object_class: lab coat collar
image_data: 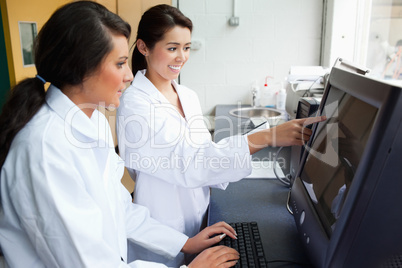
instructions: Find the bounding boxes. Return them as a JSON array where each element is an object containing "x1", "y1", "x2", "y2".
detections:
[
  {"x1": 133, "y1": 70, "x2": 164, "y2": 103},
  {"x1": 132, "y1": 69, "x2": 190, "y2": 122},
  {"x1": 133, "y1": 70, "x2": 181, "y2": 105},
  {"x1": 46, "y1": 85, "x2": 100, "y2": 143}
]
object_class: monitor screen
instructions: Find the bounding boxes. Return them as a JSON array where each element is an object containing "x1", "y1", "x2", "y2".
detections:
[
  {"x1": 299, "y1": 85, "x2": 378, "y2": 236},
  {"x1": 290, "y1": 60, "x2": 402, "y2": 268}
]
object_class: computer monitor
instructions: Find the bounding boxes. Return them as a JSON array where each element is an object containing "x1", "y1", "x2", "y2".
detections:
[{"x1": 290, "y1": 62, "x2": 402, "y2": 267}]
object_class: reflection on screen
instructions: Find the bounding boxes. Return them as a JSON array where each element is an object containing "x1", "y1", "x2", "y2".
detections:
[{"x1": 300, "y1": 87, "x2": 377, "y2": 236}]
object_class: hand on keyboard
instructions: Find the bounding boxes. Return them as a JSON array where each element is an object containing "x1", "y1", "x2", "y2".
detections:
[
  {"x1": 216, "y1": 222, "x2": 267, "y2": 268},
  {"x1": 183, "y1": 221, "x2": 238, "y2": 254},
  {"x1": 188, "y1": 245, "x2": 239, "y2": 268}
]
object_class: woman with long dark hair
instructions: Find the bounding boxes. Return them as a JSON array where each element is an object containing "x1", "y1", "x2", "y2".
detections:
[
  {"x1": 117, "y1": 4, "x2": 325, "y2": 266},
  {"x1": 0, "y1": 2, "x2": 239, "y2": 267}
]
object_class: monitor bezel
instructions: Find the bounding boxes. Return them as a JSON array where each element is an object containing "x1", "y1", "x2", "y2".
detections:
[
  {"x1": 299, "y1": 67, "x2": 388, "y2": 234},
  {"x1": 291, "y1": 65, "x2": 402, "y2": 267}
]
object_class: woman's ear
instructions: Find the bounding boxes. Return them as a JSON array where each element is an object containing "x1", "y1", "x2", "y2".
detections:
[{"x1": 137, "y1": 39, "x2": 148, "y2": 56}]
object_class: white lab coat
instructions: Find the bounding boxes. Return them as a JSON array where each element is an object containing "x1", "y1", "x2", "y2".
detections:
[
  {"x1": 0, "y1": 85, "x2": 188, "y2": 268},
  {"x1": 117, "y1": 70, "x2": 252, "y2": 266}
]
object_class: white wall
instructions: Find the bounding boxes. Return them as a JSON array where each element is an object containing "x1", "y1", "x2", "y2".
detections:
[{"x1": 177, "y1": 0, "x2": 324, "y2": 115}]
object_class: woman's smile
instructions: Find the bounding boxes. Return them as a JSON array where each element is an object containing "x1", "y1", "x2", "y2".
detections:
[{"x1": 169, "y1": 65, "x2": 182, "y2": 72}]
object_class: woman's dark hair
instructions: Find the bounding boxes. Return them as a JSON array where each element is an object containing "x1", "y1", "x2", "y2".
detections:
[
  {"x1": 132, "y1": 4, "x2": 193, "y2": 75},
  {"x1": 0, "y1": 1, "x2": 131, "y2": 168}
]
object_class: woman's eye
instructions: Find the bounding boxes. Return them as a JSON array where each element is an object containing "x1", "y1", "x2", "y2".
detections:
[
  {"x1": 117, "y1": 61, "x2": 126, "y2": 68},
  {"x1": 184, "y1": 46, "x2": 191, "y2": 51},
  {"x1": 168, "y1": 47, "x2": 176, "y2": 51}
]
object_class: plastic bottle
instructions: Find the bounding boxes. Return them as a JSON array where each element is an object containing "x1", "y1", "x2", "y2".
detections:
[
  {"x1": 276, "y1": 87, "x2": 287, "y2": 111},
  {"x1": 251, "y1": 80, "x2": 260, "y2": 107},
  {"x1": 260, "y1": 77, "x2": 276, "y2": 108}
]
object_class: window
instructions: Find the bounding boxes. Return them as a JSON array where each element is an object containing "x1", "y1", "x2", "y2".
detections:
[
  {"x1": 18, "y1": 21, "x2": 37, "y2": 67},
  {"x1": 322, "y1": 0, "x2": 402, "y2": 82},
  {"x1": 366, "y1": 0, "x2": 402, "y2": 81}
]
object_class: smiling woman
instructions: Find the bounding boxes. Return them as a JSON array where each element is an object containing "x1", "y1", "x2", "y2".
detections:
[
  {"x1": 136, "y1": 25, "x2": 191, "y2": 118},
  {"x1": 116, "y1": 4, "x2": 325, "y2": 267}
]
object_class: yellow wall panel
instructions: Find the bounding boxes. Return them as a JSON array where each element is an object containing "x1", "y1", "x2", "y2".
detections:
[
  {"x1": 118, "y1": 0, "x2": 142, "y2": 50},
  {"x1": 4, "y1": 0, "x2": 70, "y2": 86},
  {"x1": 96, "y1": 0, "x2": 116, "y2": 13},
  {"x1": 141, "y1": 0, "x2": 171, "y2": 12},
  {"x1": 3, "y1": 0, "x2": 171, "y2": 86},
  {"x1": 118, "y1": 0, "x2": 171, "y2": 65}
]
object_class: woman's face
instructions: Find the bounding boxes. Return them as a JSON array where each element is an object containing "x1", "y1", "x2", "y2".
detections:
[
  {"x1": 80, "y1": 34, "x2": 133, "y2": 113},
  {"x1": 144, "y1": 26, "x2": 191, "y2": 84}
]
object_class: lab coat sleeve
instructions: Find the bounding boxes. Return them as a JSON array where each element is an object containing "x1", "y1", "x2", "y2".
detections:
[
  {"x1": 117, "y1": 90, "x2": 252, "y2": 189},
  {"x1": 182, "y1": 88, "x2": 230, "y2": 191},
  {"x1": 121, "y1": 184, "x2": 189, "y2": 259},
  {"x1": 3, "y1": 146, "x2": 111, "y2": 266},
  {"x1": 3, "y1": 140, "x2": 148, "y2": 268}
]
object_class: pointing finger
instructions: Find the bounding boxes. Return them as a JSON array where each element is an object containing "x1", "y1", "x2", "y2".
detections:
[{"x1": 302, "y1": 115, "x2": 327, "y2": 127}]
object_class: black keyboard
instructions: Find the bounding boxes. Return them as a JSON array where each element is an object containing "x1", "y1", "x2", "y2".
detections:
[{"x1": 218, "y1": 222, "x2": 267, "y2": 268}]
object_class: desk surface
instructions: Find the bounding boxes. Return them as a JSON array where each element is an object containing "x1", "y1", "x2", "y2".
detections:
[
  {"x1": 209, "y1": 104, "x2": 311, "y2": 267},
  {"x1": 208, "y1": 179, "x2": 311, "y2": 267}
]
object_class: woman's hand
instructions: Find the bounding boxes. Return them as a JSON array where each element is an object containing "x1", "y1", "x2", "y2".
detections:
[
  {"x1": 181, "y1": 221, "x2": 237, "y2": 254},
  {"x1": 188, "y1": 246, "x2": 239, "y2": 268},
  {"x1": 270, "y1": 116, "x2": 327, "y2": 146},
  {"x1": 248, "y1": 115, "x2": 326, "y2": 154}
]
